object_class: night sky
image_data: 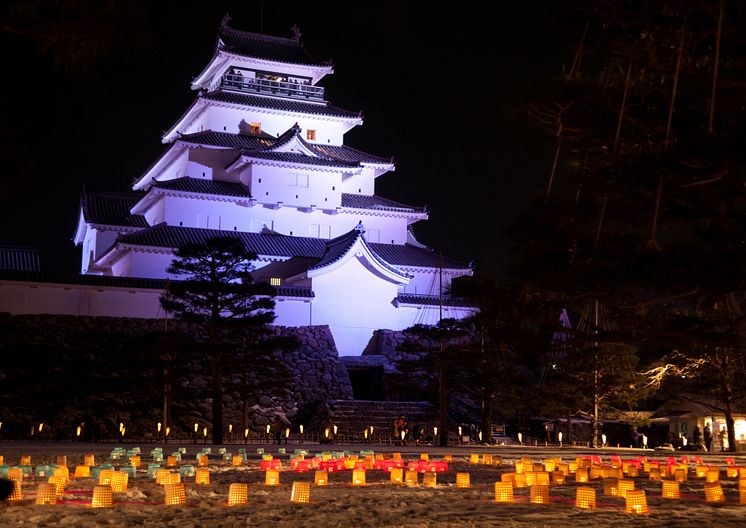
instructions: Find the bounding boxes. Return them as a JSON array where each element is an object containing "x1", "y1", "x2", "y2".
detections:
[{"x1": 0, "y1": 1, "x2": 577, "y2": 279}]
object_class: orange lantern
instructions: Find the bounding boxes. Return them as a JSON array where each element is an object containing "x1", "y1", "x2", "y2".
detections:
[
  {"x1": 352, "y1": 469, "x2": 366, "y2": 486},
  {"x1": 228, "y1": 483, "x2": 248, "y2": 506},
  {"x1": 35, "y1": 483, "x2": 57, "y2": 505},
  {"x1": 390, "y1": 468, "x2": 403, "y2": 484},
  {"x1": 456, "y1": 472, "x2": 471, "y2": 488},
  {"x1": 110, "y1": 471, "x2": 128, "y2": 493},
  {"x1": 84, "y1": 454, "x2": 95, "y2": 466},
  {"x1": 662, "y1": 480, "x2": 680, "y2": 499},
  {"x1": 530, "y1": 485, "x2": 550, "y2": 505},
  {"x1": 290, "y1": 481, "x2": 311, "y2": 503},
  {"x1": 494, "y1": 481, "x2": 514, "y2": 503},
  {"x1": 91, "y1": 485, "x2": 113, "y2": 508},
  {"x1": 74, "y1": 465, "x2": 91, "y2": 479},
  {"x1": 265, "y1": 470, "x2": 280, "y2": 486},
  {"x1": 195, "y1": 468, "x2": 210, "y2": 485},
  {"x1": 705, "y1": 482, "x2": 726, "y2": 503},
  {"x1": 625, "y1": 490, "x2": 648, "y2": 514},
  {"x1": 164, "y1": 482, "x2": 186, "y2": 505},
  {"x1": 315, "y1": 470, "x2": 329, "y2": 486},
  {"x1": 575, "y1": 486, "x2": 596, "y2": 509},
  {"x1": 405, "y1": 470, "x2": 418, "y2": 487}
]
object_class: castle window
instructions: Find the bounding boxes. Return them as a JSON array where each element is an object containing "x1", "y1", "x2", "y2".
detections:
[
  {"x1": 249, "y1": 122, "x2": 261, "y2": 134},
  {"x1": 306, "y1": 129, "x2": 316, "y2": 141},
  {"x1": 270, "y1": 277, "x2": 282, "y2": 286}
]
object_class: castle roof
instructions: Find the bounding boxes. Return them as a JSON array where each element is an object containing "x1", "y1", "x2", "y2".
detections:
[
  {"x1": 177, "y1": 131, "x2": 275, "y2": 149},
  {"x1": 110, "y1": 223, "x2": 470, "y2": 271},
  {"x1": 341, "y1": 193, "x2": 425, "y2": 214},
  {"x1": 153, "y1": 178, "x2": 251, "y2": 198},
  {"x1": 0, "y1": 246, "x2": 40, "y2": 272},
  {"x1": 80, "y1": 189, "x2": 148, "y2": 228},
  {"x1": 203, "y1": 91, "x2": 359, "y2": 119},
  {"x1": 217, "y1": 18, "x2": 328, "y2": 67}
]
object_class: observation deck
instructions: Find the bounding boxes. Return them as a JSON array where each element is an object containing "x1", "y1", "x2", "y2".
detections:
[{"x1": 222, "y1": 73, "x2": 325, "y2": 101}]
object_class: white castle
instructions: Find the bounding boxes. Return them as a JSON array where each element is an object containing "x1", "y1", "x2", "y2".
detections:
[{"x1": 7, "y1": 19, "x2": 474, "y2": 355}]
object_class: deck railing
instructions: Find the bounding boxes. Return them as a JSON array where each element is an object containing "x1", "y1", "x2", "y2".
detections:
[{"x1": 222, "y1": 74, "x2": 325, "y2": 101}]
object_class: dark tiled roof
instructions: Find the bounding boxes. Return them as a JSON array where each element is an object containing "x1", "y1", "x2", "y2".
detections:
[
  {"x1": 369, "y1": 243, "x2": 471, "y2": 270},
  {"x1": 81, "y1": 189, "x2": 148, "y2": 228},
  {"x1": 309, "y1": 144, "x2": 390, "y2": 164},
  {"x1": 0, "y1": 246, "x2": 40, "y2": 272},
  {"x1": 244, "y1": 151, "x2": 359, "y2": 168},
  {"x1": 341, "y1": 194, "x2": 426, "y2": 213},
  {"x1": 219, "y1": 24, "x2": 327, "y2": 66},
  {"x1": 153, "y1": 178, "x2": 251, "y2": 198},
  {"x1": 396, "y1": 294, "x2": 476, "y2": 308},
  {"x1": 307, "y1": 228, "x2": 362, "y2": 271},
  {"x1": 0, "y1": 270, "x2": 313, "y2": 298},
  {"x1": 204, "y1": 91, "x2": 359, "y2": 119},
  {"x1": 112, "y1": 224, "x2": 467, "y2": 272},
  {"x1": 178, "y1": 131, "x2": 276, "y2": 149}
]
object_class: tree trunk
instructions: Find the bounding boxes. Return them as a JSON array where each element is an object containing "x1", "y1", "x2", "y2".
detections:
[
  {"x1": 725, "y1": 400, "x2": 737, "y2": 453},
  {"x1": 439, "y1": 357, "x2": 448, "y2": 447},
  {"x1": 481, "y1": 394, "x2": 492, "y2": 445},
  {"x1": 566, "y1": 410, "x2": 572, "y2": 445}
]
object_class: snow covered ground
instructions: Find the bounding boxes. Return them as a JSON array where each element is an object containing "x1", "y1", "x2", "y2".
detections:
[{"x1": 1, "y1": 442, "x2": 745, "y2": 527}]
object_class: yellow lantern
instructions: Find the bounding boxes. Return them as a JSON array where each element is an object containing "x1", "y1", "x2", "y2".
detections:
[
  {"x1": 130, "y1": 455, "x2": 141, "y2": 467},
  {"x1": 99, "y1": 469, "x2": 114, "y2": 486},
  {"x1": 404, "y1": 470, "x2": 418, "y2": 487},
  {"x1": 167, "y1": 455, "x2": 178, "y2": 467},
  {"x1": 530, "y1": 485, "x2": 550, "y2": 505},
  {"x1": 56, "y1": 455, "x2": 67, "y2": 466},
  {"x1": 662, "y1": 480, "x2": 680, "y2": 499},
  {"x1": 704, "y1": 482, "x2": 725, "y2": 503},
  {"x1": 602, "y1": 479, "x2": 618, "y2": 497},
  {"x1": 470, "y1": 454, "x2": 480, "y2": 464},
  {"x1": 198, "y1": 454, "x2": 208, "y2": 467},
  {"x1": 575, "y1": 468, "x2": 589, "y2": 483},
  {"x1": 265, "y1": 470, "x2": 280, "y2": 486},
  {"x1": 91, "y1": 485, "x2": 113, "y2": 508},
  {"x1": 352, "y1": 469, "x2": 366, "y2": 486},
  {"x1": 423, "y1": 472, "x2": 437, "y2": 488},
  {"x1": 727, "y1": 466, "x2": 739, "y2": 478},
  {"x1": 482, "y1": 454, "x2": 492, "y2": 465},
  {"x1": 84, "y1": 454, "x2": 95, "y2": 466},
  {"x1": 164, "y1": 482, "x2": 186, "y2": 505},
  {"x1": 20, "y1": 454, "x2": 31, "y2": 466},
  {"x1": 695, "y1": 465, "x2": 708, "y2": 478},
  {"x1": 513, "y1": 472, "x2": 528, "y2": 488},
  {"x1": 648, "y1": 468, "x2": 662, "y2": 481},
  {"x1": 195, "y1": 468, "x2": 210, "y2": 485},
  {"x1": 290, "y1": 481, "x2": 311, "y2": 503},
  {"x1": 390, "y1": 468, "x2": 403, "y2": 484},
  {"x1": 155, "y1": 469, "x2": 172, "y2": 484},
  {"x1": 110, "y1": 471, "x2": 128, "y2": 493},
  {"x1": 739, "y1": 483, "x2": 746, "y2": 505},
  {"x1": 617, "y1": 478, "x2": 635, "y2": 498},
  {"x1": 48, "y1": 475, "x2": 66, "y2": 495},
  {"x1": 228, "y1": 483, "x2": 248, "y2": 506},
  {"x1": 35, "y1": 483, "x2": 57, "y2": 505},
  {"x1": 194, "y1": 423, "x2": 199, "y2": 433},
  {"x1": 674, "y1": 467, "x2": 687, "y2": 482},
  {"x1": 420, "y1": 453, "x2": 429, "y2": 461},
  {"x1": 575, "y1": 486, "x2": 596, "y2": 509},
  {"x1": 7, "y1": 479, "x2": 23, "y2": 501},
  {"x1": 552, "y1": 471, "x2": 566, "y2": 485},
  {"x1": 494, "y1": 481, "x2": 514, "y2": 502},
  {"x1": 444, "y1": 454, "x2": 453, "y2": 462},
  {"x1": 315, "y1": 470, "x2": 328, "y2": 486},
  {"x1": 625, "y1": 490, "x2": 649, "y2": 514},
  {"x1": 456, "y1": 472, "x2": 471, "y2": 488},
  {"x1": 232, "y1": 455, "x2": 243, "y2": 467},
  {"x1": 74, "y1": 465, "x2": 91, "y2": 479},
  {"x1": 7, "y1": 467, "x2": 23, "y2": 481},
  {"x1": 706, "y1": 468, "x2": 720, "y2": 483}
]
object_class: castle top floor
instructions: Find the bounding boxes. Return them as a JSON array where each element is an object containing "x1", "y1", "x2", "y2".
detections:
[{"x1": 191, "y1": 16, "x2": 334, "y2": 102}]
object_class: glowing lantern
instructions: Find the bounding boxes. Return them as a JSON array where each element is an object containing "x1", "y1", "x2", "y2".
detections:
[
  {"x1": 602, "y1": 479, "x2": 618, "y2": 497},
  {"x1": 674, "y1": 468, "x2": 687, "y2": 482},
  {"x1": 167, "y1": 456, "x2": 178, "y2": 467},
  {"x1": 494, "y1": 481, "x2": 514, "y2": 502},
  {"x1": 575, "y1": 487, "x2": 596, "y2": 509},
  {"x1": 530, "y1": 485, "x2": 550, "y2": 505},
  {"x1": 662, "y1": 480, "x2": 680, "y2": 499},
  {"x1": 203, "y1": 427, "x2": 208, "y2": 438},
  {"x1": 265, "y1": 470, "x2": 280, "y2": 486},
  {"x1": 695, "y1": 465, "x2": 708, "y2": 478},
  {"x1": 315, "y1": 470, "x2": 328, "y2": 486},
  {"x1": 557, "y1": 463, "x2": 569, "y2": 476},
  {"x1": 513, "y1": 472, "x2": 527, "y2": 488},
  {"x1": 617, "y1": 478, "x2": 635, "y2": 498},
  {"x1": 444, "y1": 454, "x2": 453, "y2": 463},
  {"x1": 470, "y1": 454, "x2": 480, "y2": 464},
  {"x1": 53, "y1": 465, "x2": 70, "y2": 482},
  {"x1": 420, "y1": 453, "x2": 429, "y2": 461},
  {"x1": 164, "y1": 482, "x2": 186, "y2": 505},
  {"x1": 228, "y1": 483, "x2": 248, "y2": 506},
  {"x1": 7, "y1": 467, "x2": 23, "y2": 481},
  {"x1": 198, "y1": 454, "x2": 208, "y2": 467},
  {"x1": 627, "y1": 465, "x2": 639, "y2": 477},
  {"x1": 706, "y1": 468, "x2": 720, "y2": 483},
  {"x1": 232, "y1": 455, "x2": 243, "y2": 467},
  {"x1": 0, "y1": 455, "x2": 3, "y2": 465},
  {"x1": 433, "y1": 426, "x2": 438, "y2": 436},
  {"x1": 739, "y1": 483, "x2": 746, "y2": 505},
  {"x1": 20, "y1": 455, "x2": 31, "y2": 466},
  {"x1": 648, "y1": 468, "x2": 662, "y2": 481},
  {"x1": 727, "y1": 467, "x2": 739, "y2": 478},
  {"x1": 705, "y1": 482, "x2": 725, "y2": 503},
  {"x1": 91, "y1": 485, "x2": 113, "y2": 508},
  {"x1": 130, "y1": 455, "x2": 141, "y2": 467},
  {"x1": 56, "y1": 455, "x2": 67, "y2": 466},
  {"x1": 84, "y1": 454, "x2": 95, "y2": 466},
  {"x1": 455, "y1": 472, "x2": 471, "y2": 488},
  {"x1": 352, "y1": 469, "x2": 366, "y2": 486},
  {"x1": 290, "y1": 481, "x2": 311, "y2": 503},
  {"x1": 155, "y1": 469, "x2": 173, "y2": 484},
  {"x1": 405, "y1": 470, "x2": 418, "y2": 487},
  {"x1": 110, "y1": 471, "x2": 128, "y2": 492},
  {"x1": 482, "y1": 454, "x2": 493, "y2": 465},
  {"x1": 166, "y1": 427, "x2": 171, "y2": 437},
  {"x1": 544, "y1": 458, "x2": 556, "y2": 472},
  {"x1": 36, "y1": 483, "x2": 57, "y2": 505},
  {"x1": 195, "y1": 468, "x2": 210, "y2": 485},
  {"x1": 194, "y1": 423, "x2": 199, "y2": 433},
  {"x1": 393, "y1": 452, "x2": 402, "y2": 460},
  {"x1": 625, "y1": 490, "x2": 648, "y2": 514},
  {"x1": 7, "y1": 479, "x2": 22, "y2": 501},
  {"x1": 589, "y1": 466, "x2": 604, "y2": 480},
  {"x1": 575, "y1": 468, "x2": 588, "y2": 483},
  {"x1": 74, "y1": 465, "x2": 91, "y2": 478},
  {"x1": 552, "y1": 471, "x2": 565, "y2": 485},
  {"x1": 99, "y1": 469, "x2": 114, "y2": 485},
  {"x1": 390, "y1": 468, "x2": 403, "y2": 484}
]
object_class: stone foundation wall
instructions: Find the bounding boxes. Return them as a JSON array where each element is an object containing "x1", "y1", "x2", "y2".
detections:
[{"x1": 0, "y1": 313, "x2": 352, "y2": 439}]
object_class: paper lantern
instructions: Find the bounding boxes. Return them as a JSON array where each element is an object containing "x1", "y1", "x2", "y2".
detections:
[
  {"x1": 110, "y1": 471, "x2": 128, "y2": 492},
  {"x1": 352, "y1": 469, "x2": 366, "y2": 486},
  {"x1": 589, "y1": 466, "x2": 604, "y2": 480},
  {"x1": 7, "y1": 467, "x2": 23, "y2": 481},
  {"x1": 695, "y1": 465, "x2": 708, "y2": 478},
  {"x1": 470, "y1": 454, "x2": 480, "y2": 465},
  {"x1": 482, "y1": 454, "x2": 493, "y2": 465},
  {"x1": 444, "y1": 454, "x2": 453, "y2": 462},
  {"x1": 164, "y1": 482, "x2": 186, "y2": 505},
  {"x1": 649, "y1": 468, "x2": 662, "y2": 481},
  {"x1": 706, "y1": 468, "x2": 720, "y2": 483},
  {"x1": 197, "y1": 454, "x2": 208, "y2": 467},
  {"x1": 91, "y1": 485, "x2": 113, "y2": 508},
  {"x1": 99, "y1": 468, "x2": 114, "y2": 485},
  {"x1": 662, "y1": 480, "x2": 680, "y2": 499},
  {"x1": 705, "y1": 482, "x2": 725, "y2": 503},
  {"x1": 603, "y1": 479, "x2": 618, "y2": 497},
  {"x1": 739, "y1": 483, "x2": 746, "y2": 505},
  {"x1": 232, "y1": 455, "x2": 243, "y2": 467},
  {"x1": 393, "y1": 452, "x2": 402, "y2": 460},
  {"x1": 195, "y1": 468, "x2": 210, "y2": 485},
  {"x1": 0, "y1": 455, "x2": 3, "y2": 465},
  {"x1": 552, "y1": 471, "x2": 565, "y2": 485},
  {"x1": 265, "y1": 470, "x2": 280, "y2": 486},
  {"x1": 456, "y1": 472, "x2": 471, "y2": 488},
  {"x1": 575, "y1": 486, "x2": 596, "y2": 509},
  {"x1": 36, "y1": 483, "x2": 57, "y2": 505},
  {"x1": 727, "y1": 467, "x2": 739, "y2": 478},
  {"x1": 625, "y1": 490, "x2": 648, "y2": 514},
  {"x1": 166, "y1": 455, "x2": 178, "y2": 468},
  {"x1": 627, "y1": 465, "x2": 639, "y2": 477},
  {"x1": 557, "y1": 463, "x2": 570, "y2": 476},
  {"x1": 20, "y1": 455, "x2": 31, "y2": 466},
  {"x1": 56, "y1": 455, "x2": 67, "y2": 466},
  {"x1": 315, "y1": 470, "x2": 329, "y2": 486},
  {"x1": 130, "y1": 455, "x2": 141, "y2": 467},
  {"x1": 290, "y1": 481, "x2": 311, "y2": 503},
  {"x1": 74, "y1": 465, "x2": 91, "y2": 478},
  {"x1": 530, "y1": 485, "x2": 550, "y2": 505},
  {"x1": 389, "y1": 468, "x2": 403, "y2": 484},
  {"x1": 405, "y1": 470, "x2": 418, "y2": 487},
  {"x1": 494, "y1": 481, "x2": 514, "y2": 502},
  {"x1": 7, "y1": 478, "x2": 22, "y2": 501},
  {"x1": 423, "y1": 472, "x2": 437, "y2": 488},
  {"x1": 420, "y1": 453, "x2": 429, "y2": 461},
  {"x1": 228, "y1": 483, "x2": 248, "y2": 506},
  {"x1": 513, "y1": 472, "x2": 527, "y2": 488},
  {"x1": 568, "y1": 461, "x2": 579, "y2": 473},
  {"x1": 617, "y1": 478, "x2": 635, "y2": 498},
  {"x1": 155, "y1": 469, "x2": 172, "y2": 484},
  {"x1": 53, "y1": 465, "x2": 69, "y2": 482},
  {"x1": 575, "y1": 468, "x2": 588, "y2": 483}
]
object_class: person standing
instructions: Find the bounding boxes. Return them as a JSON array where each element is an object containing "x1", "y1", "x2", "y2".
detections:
[{"x1": 704, "y1": 423, "x2": 713, "y2": 452}]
